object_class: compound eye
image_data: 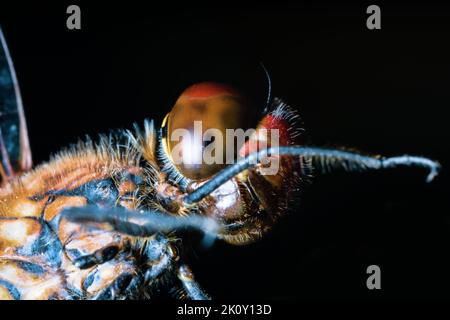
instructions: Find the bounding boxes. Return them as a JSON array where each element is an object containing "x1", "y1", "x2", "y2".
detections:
[{"x1": 161, "y1": 82, "x2": 251, "y2": 181}]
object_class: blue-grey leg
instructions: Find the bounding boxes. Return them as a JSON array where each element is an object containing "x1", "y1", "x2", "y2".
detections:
[{"x1": 177, "y1": 264, "x2": 211, "y2": 300}]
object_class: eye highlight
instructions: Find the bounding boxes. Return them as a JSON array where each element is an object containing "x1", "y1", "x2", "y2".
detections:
[{"x1": 160, "y1": 82, "x2": 253, "y2": 183}]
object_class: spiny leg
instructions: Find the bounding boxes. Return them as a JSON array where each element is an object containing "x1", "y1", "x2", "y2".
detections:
[
  {"x1": 183, "y1": 146, "x2": 441, "y2": 204},
  {"x1": 61, "y1": 205, "x2": 220, "y2": 242},
  {"x1": 176, "y1": 264, "x2": 210, "y2": 300}
]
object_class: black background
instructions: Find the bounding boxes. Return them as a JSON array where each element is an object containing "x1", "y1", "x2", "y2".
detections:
[{"x1": 0, "y1": 1, "x2": 449, "y2": 300}]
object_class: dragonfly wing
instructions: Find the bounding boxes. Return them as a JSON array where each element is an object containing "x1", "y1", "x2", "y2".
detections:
[{"x1": 0, "y1": 27, "x2": 32, "y2": 184}]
